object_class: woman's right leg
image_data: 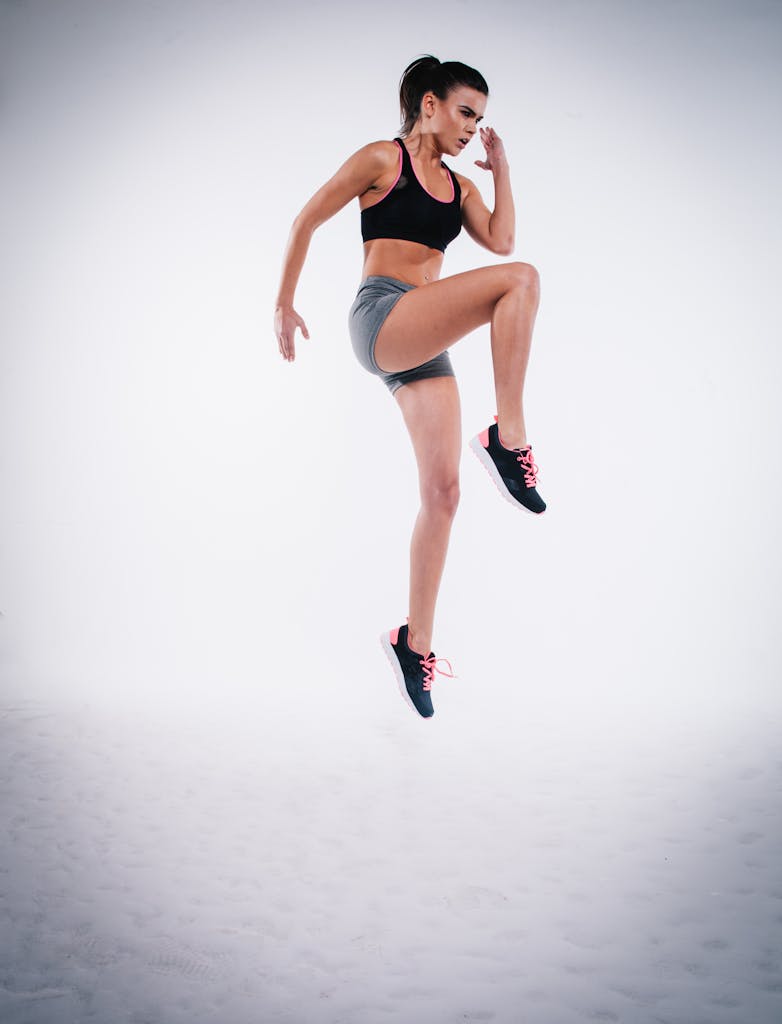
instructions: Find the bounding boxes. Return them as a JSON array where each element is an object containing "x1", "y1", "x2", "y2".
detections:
[{"x1": 373, "y1": 262, "x2": 540, "y2": 449}]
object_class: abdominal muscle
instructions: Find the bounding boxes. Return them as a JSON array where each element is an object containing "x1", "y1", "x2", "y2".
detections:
[{"x1": 361, "y1": 238, "x2": 444, "y2": 288}]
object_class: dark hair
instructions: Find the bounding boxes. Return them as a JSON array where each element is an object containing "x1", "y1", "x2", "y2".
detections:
[{"x1": 398, "y1": 55, "x2": 489, "y2": 138}]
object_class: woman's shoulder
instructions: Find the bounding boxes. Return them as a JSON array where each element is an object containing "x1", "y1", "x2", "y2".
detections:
[
  {"x1": 350, "y1": 139, "x2": 403, "y2": 183},
  {"x1": 360, "y1": 138, "x2": 403, "y2": 162}
]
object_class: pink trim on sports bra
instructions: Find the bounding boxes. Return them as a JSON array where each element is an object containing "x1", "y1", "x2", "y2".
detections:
[{"x1": 404, "y1": 142, "x2": 455, "y2": 204}]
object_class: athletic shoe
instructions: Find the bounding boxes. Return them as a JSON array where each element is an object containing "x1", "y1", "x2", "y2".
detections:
[
  {"x1": 469, "y1": 415, "x2": 546, "y2": 514},
  {"x1": 380, "y1": 620, "x2": 456, "y2": 719}
]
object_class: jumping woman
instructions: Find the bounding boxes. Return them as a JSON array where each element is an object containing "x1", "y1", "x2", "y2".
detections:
[{"x1": 274, "y1": 55, "x2": 545, "y2": 720}]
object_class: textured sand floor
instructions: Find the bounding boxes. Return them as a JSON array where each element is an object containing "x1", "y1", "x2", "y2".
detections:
[{"x1": 1, "y1": 686, "x2": 780, "y2": 1024}]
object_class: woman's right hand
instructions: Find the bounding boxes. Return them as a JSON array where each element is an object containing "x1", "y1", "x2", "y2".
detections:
[{"x1": 274, "y1": 304, "x2": 310, "y2": 362}]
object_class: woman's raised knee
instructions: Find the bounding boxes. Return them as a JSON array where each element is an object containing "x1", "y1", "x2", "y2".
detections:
[{"x1": 506, "y1": 261, "x2": 540, "y2": 294}]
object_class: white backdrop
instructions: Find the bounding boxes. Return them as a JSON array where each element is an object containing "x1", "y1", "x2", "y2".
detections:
[
  {"x1": 1, "y1": 0, "x2": 780, "y2": 730},
  {"x1": 2, "y1": 4, "x2": 782, "y2": 1023}
]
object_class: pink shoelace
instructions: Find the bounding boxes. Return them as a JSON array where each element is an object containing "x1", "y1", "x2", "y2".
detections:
[
  {"x1": 517, "y1": 447, "x2": 539, "y2": 488},
  {"x1": 420, "y1": 654, "x2": 457, "y2": 692}
]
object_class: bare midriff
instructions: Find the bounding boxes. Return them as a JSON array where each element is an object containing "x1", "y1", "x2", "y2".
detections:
[{"x1": 361, "y1": 238, "x2": 444, "y2": 288}]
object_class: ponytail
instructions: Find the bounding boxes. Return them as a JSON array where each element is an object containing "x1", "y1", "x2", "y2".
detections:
[{"x1": 398, "y1": 54, "x2": 489, "y2": 137}]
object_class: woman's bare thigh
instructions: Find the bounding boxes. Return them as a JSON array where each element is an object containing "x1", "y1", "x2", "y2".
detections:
[
  {"x1": 394, "y1": 376, "x2": 462, "y2": 495},
  {"x1": 374, "y1": 262, "x2": 531, "y2": 374}
]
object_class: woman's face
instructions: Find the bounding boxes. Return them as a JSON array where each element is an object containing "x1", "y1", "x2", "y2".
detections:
[{"x1": 424, "y1": 85, "x2": 487, "y2": 157}]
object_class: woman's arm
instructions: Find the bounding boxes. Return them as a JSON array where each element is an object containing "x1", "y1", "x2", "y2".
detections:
[
  {"x1": 275, "y1": 141, "x2": 395, "y2": 361},
  {"x1": 457, "y1": 127, "x2": 515, "y2": 256}
]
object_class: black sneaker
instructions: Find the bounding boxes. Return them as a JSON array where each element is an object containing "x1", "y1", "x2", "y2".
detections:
[
  {"x1": 380, "y1": 620, "x2": 456, "y2": 719},
  {"x1": 469, "y1": 416, "x2": 546, "y2": 514}
]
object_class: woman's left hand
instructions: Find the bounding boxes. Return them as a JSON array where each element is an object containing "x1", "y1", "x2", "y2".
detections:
[{"x1": 474, "y1": 126, "x2": 508, "y2": 172}]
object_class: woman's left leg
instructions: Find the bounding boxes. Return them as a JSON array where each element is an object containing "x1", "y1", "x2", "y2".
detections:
[{"x1": 394, "y1": 375, "x2": 462, "y2": 658}]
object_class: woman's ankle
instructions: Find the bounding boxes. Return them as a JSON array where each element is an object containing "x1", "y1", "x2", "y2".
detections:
[
  {"x1": 497, "y1": 422, "x2": 528, "y2": 451},
  {"x1": 407, "y1": 627, "x2": 431, "y2": 657}
]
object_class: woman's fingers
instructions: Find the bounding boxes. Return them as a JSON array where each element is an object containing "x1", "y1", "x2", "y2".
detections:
[
  {"x1": 276, "y1": 309, "x2": 309, "y2": 361},
  {"x1": 475, "y1": 126, "x2": 506, "y2": 170}
]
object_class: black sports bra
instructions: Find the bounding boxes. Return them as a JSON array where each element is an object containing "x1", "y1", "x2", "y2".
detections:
[{"x1": 360, "y1": 138, "x2": 462, "y2": 253}]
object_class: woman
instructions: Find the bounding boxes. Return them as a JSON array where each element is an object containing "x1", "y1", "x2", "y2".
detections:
[{"x1": 274, "y1": 55, "x2": 545, "y2": 720}]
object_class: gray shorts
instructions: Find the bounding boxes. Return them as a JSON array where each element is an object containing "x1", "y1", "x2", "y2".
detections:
[{"x1": 348, "y1": 275, "x2": 455, "y2": 395}]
